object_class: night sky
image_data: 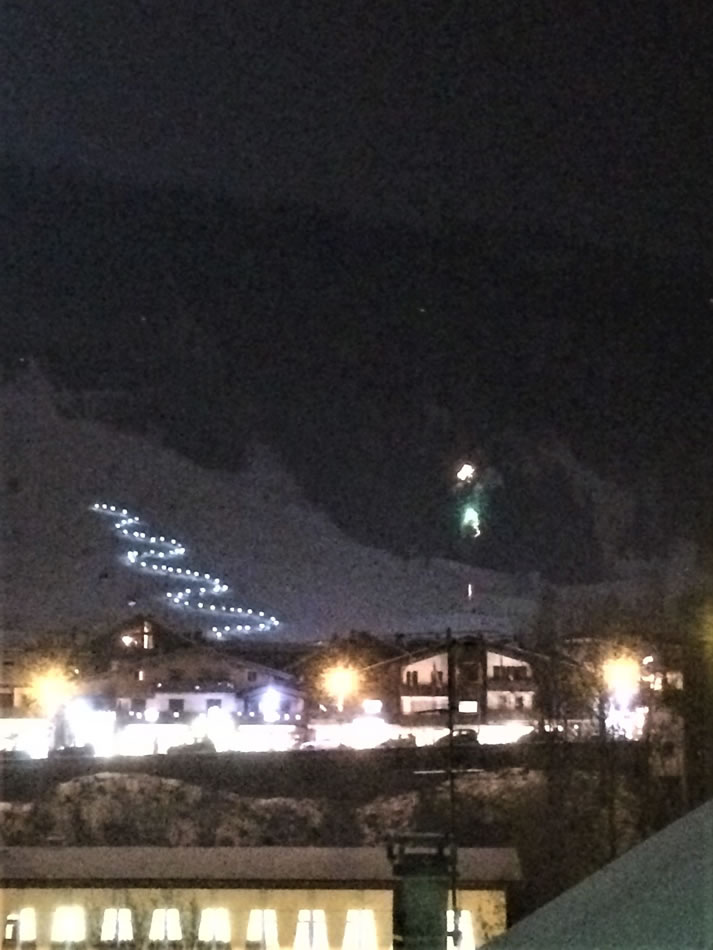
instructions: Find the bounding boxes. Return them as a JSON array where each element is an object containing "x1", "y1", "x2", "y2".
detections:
[{"x1": 2, "y1": 1, "x2": 712, "y2": 581}]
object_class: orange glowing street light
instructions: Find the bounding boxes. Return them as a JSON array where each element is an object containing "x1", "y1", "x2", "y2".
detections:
[
  {"x1": 323, "y1": 666, "x2": 359, "y2": 713},
  {"x1": 602, "y1": 656, "x2": 640, "y2": 703},
  {"x1": 29, "y1": 669, "x2": 74, "y2": 717}
]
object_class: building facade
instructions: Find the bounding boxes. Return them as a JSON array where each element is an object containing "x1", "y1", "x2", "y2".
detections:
[
  {"x1": 1, "y1": 847, "x2": 521, "y2": 950},
  {"x1": 397, "y1": 640, "x2": 538, "y2": 728}
]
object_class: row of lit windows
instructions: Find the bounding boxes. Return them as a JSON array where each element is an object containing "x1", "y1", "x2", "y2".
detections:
[
  {"x1": 5, "y1": 909, "x2": 367, "y2": 950},
  {"x1": 4, "y1": 908, "x2": 476, "y2": 950}
]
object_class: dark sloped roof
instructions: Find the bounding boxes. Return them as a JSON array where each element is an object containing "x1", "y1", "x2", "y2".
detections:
[
  {"x1": 1, "y1": 846, "x2": 521, "y2": 887},
  {"x1": 485, "y1": 799, "x2": 713, "y2": 950}
]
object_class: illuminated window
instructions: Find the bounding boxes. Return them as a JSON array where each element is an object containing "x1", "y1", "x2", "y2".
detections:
[
  {"x1": 51, "y1": 907, "x2": 86, "y2": 946},
  {"x1": 4, "y1": 909, "x2": 37, "y2": 948},
  {"x1": 197, "y1": 910, "x2": 230, "y2": 947},
  {"x1": 401, "y1": 696, "x2": 448, "y2": 715},
  {"x1": 446, "y1": 911, "x2": 475, "y2": 950},
  {"x1": 245, "y1": 910, "x2": 278, "y2": 950},
  {"x1": 100, "y1": 909, "x2": 133, "y2": 945},
  {"x1": 342, "y1": 910, "x2": 377, "y2": 950},
  {"x1": 293, "y1": 910, "x2": 328, "y2": 950},
  {"x1": 148, "y1": 910, "x2": 182, "y2": 947}
]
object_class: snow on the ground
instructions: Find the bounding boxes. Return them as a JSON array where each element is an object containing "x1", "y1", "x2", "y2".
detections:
[
  {"x1": 1, "y1": 370, "x2": 533, "y2": 640},
  {"x1": 0, "y1": 773, "x2": 326, "y2": 846}
]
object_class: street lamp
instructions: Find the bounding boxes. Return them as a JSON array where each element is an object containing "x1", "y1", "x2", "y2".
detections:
[
  {"x1": 30, "y1": 670, "x2": 74, "y2": 718},
  {"x1": 323, "y1": 666, "x2": 359, "y2": 713},
  {"x1": 602, "y1": 656, "x2": 641, "y2": 738},
  {"x1": 603, "y1": 656, "x2": 640, "y2": 707}
]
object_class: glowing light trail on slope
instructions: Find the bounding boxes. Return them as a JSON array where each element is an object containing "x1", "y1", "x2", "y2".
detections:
[{"x1": 91, "y1": 503, "x2": 280, "y2": 637}]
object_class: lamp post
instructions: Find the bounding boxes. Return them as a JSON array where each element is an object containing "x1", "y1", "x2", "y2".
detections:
[
  {"x1": 599, "y1": 654, "x2": 642, "y2": 860},
  {"x1": 30, "y1": 670, "x2": 74, "y2": 718},
  {"x1": 323, "y1": 666, "x2": 359, "y2": 714},
  {"x1": 602, "y1": 656, "x2": 641, "y2": 737}
]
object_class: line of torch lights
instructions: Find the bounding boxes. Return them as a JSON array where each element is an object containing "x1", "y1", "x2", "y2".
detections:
[{"x1": 91, "y1": 503, "x2": 280, "y2": 637}]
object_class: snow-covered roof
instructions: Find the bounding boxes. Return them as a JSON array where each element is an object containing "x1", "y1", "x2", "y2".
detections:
[
  {"x1": 0, "y1": 846, "x2": 521, "y2": 887},
  {"x1": 113, "y1": 644, "x2": 297, "y2": 680},
  {"x1": 484, "y1": 799, "x2": 713, "y2": 949},
  {"x1": 395, "y1": 639, "x2": 541, "y2": 667}
]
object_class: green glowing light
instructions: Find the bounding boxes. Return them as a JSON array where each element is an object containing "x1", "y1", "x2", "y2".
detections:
[{"x1": 461, "y1": 505, "x2": 481, "y2": 538}]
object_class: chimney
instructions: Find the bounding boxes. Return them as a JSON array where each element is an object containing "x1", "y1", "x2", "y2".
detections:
[{"x1": 388, "y1": 834, "x2": 453, "y2": 950}]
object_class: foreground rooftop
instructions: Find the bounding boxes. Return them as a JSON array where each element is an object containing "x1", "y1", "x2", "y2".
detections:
[
  {"x1": 485, "y1": 798, "x2": 713, "y2": 949},
  {"x1": 1, "y1": 846, "x2": 521, "y2": 888}
]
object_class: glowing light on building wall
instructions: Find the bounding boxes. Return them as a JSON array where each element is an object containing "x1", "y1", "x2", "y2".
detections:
[
  {"x1": 91, "y1": 503, "x2": 280, "y2": 637},
  {"x1": 4, "y1": 909, "x2": 37, "y2": 945},
  {"x1": 342, "y1": 910, "x2": 378, "y2": 950},
  {"x1": 258, "y1": 687, "x2": 282, "y2": 724},
  {"x1": 149, "y1": 909, "x2": 182, "y2": 943},
  {"x1": 51, "y1": 907, "x2": 86, "y2": 944},
  {"x1": 65, "y1": 699, "x2": 116, "y2": 756},
  {"x1": 447, "y1": 910, "x2": 476, "y2": 950},
  {"x1": 198, "y1": 909, "x2": 230, "y2": 945},
  {"x1": 294, "y1": 910, "x2": 329, "y2": 950},
  {"x1": 101, "y1": 909, "x2": 133, "y2": 943},
  {"x1": 246, "y1": 910, "x2": 279, "y2": 950}
]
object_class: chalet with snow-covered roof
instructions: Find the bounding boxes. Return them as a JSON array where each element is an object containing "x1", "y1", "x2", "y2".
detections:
[{"x1": 396, "y1": 639, "x2": 540, "y2": 728}]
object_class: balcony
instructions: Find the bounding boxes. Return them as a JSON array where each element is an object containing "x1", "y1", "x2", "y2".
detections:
[{"x1": 486, "y1": 677, "x2": 534, "y2": 691}]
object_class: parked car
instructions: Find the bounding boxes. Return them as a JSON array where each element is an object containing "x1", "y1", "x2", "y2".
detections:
[
  {"x1": 434, "y1": 729, "x2": 480, "y2": 747},
  {"x1": 379, "y1": 735, "x2": 417, "y2": 749},
  {"x1": 516, "y1": 730, "x2": 565, "y2": 744},
  {"x1": 298, "y1": 739, "x2": 349, "y2": 751},
  {"x1": 166, "y1": 738, "x2": 216, "y2": 755}
]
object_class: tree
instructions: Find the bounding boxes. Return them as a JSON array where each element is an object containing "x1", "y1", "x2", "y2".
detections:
[{"x1": 677, "y1": 591, "x2": 713, "y2": 808}]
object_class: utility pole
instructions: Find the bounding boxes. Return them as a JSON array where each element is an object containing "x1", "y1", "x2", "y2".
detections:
[
  {"x1": 446, "y1": 628, "x2": 461, "y2": 948},
  {"x1": 388, "y1": 630, "x2": 461, "y2": 950}
]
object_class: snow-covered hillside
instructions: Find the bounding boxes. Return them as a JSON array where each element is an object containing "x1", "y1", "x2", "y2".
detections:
[{"x1": 1, "y1": 370, "x2": 537, "y2": 641}]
